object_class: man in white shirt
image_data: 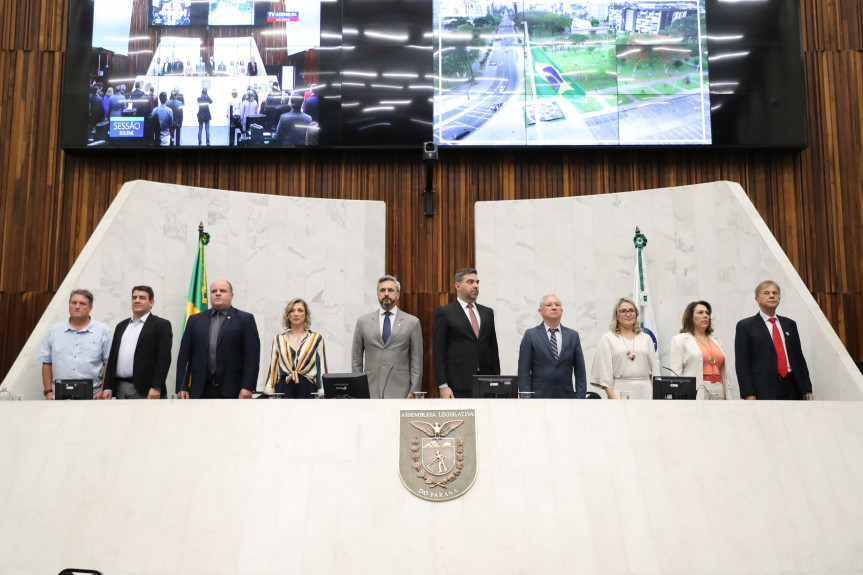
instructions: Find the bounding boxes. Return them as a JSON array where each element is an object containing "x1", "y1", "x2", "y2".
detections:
[{"x1": 103, "y1": 286, "x2": 174, "y2": 399}]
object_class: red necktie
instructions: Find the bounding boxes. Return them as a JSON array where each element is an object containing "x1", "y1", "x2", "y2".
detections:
[
  {"x1": 769, "y1": 318, "x2": 789, "y2": 377},
  {"x1": 467, "y1": 304, "x2": 480, "y2": 338}
]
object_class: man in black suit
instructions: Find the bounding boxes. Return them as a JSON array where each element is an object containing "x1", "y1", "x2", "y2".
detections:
[
  {"x1": 176, "y1": 280, "x2": 260, "y2": 399},
  {"x1": 735, "y1": 280, "x2": 813, "y2": 400},
  {"x1": 129, "y1": 81, "x2": 152, "y2": 117},
  {"x1": 247, "y1": 58, "x2": 258, "y2": 76},
  {"x1": 103, "y1": 286, "x2": 173, "y2": 399},
  {"x1": 432, "y1": 268, "x2": 500, "y2": 398}
]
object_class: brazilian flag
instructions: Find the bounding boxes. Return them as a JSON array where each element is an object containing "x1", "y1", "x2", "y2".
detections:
[
  {"x1": 183, "y1": 232, "x2": 210, "y2": 333},
  {"x1": 531, "y1": 47, "x2": 585, "y2": 100}
]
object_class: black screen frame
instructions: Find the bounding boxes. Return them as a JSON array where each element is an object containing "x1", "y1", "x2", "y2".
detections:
[{"x1": 60, "y1": 0, "x2": 807, "y2": 150}]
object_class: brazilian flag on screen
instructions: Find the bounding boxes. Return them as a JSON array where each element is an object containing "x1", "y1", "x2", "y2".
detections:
[
  {"x1": 531, "y1": 47, "x2": 585, "y2": 100},
  {"x1": 183, "y1": 232, "x2": 210, "y2": 333}
]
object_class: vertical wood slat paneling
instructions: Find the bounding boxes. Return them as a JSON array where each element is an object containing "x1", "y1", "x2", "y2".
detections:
[{"x1": 1, "y1": 0, "x2": 863, "y2": 385}]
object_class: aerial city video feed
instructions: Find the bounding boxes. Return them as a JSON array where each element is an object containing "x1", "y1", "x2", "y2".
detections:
[{"x1": 433, "y1": 0, "x2": 711, "y2": 146}]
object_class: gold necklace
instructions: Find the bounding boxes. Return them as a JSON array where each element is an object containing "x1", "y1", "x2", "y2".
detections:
[{"x1": 694, "y1": 335, "x2": 716, "y2": 365}]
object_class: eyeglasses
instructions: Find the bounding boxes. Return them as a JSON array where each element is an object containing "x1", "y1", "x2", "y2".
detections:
[{"x1": 618, "y1": 309, "x2": 637, "y2": 316}]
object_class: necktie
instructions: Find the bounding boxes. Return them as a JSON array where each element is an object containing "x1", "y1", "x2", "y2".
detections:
[
  {"x1": 467, "y1": 304, "x2": 480, "y2": 338},
  {"x1": 382, "y1": 311, "x2": 392, "y2": 344},
  {"x1": 549, "y1": 328, "x2": 559, "y2": 361},
  {"x1": 208, "y1": 310, "x2": 223, "y2": 373},
  {"x1": 769, "y1": 318, "x2": 789, "y2": 377}
]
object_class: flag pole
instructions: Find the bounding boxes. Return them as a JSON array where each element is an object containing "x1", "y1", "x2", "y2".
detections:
[
  {"x1": 183, "y1": 223, "x2": 210, "y2": 333},
  {"x1": 632, "y1": 226, "x2": 658, "y2": 351}
]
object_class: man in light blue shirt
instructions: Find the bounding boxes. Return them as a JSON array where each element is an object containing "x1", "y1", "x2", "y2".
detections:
[{"x1": 37, "y1": 289, "x2": 112, "y2": 400}]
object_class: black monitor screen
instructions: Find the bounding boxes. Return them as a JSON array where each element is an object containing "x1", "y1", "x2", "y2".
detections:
[
  {"x1": 322, "y1": 373, "x2": 370, "y2": 399},
  {"x1": 652, "y1": 376, "x2": 697, "y2": 400},
  {"x1": 472, "y1": 375, "x2": 518, "y2": 399},
  {"x1": 54, "y1": 379, "x2": 94, "y2": 400}
]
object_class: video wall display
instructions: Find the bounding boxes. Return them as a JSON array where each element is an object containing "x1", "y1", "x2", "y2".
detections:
[
  {"x1": 151, "y1": 0, "x2": 265, "y2": 27},
  {"x1": 433, "y1": 1, "x2": 710, "y2": 146},
  {"x1": 61, "y1": 0, "x2": 806, "y2": 149}
]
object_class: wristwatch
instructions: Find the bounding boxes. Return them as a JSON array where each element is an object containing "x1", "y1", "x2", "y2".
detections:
[{"x1": 43, "y1": 389, "x2": 53, "y2": 396}]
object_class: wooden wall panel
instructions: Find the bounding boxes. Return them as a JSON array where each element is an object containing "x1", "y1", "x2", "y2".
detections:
[{"x1": 1, "y1": 0, "x2": 862, "y2": 387}]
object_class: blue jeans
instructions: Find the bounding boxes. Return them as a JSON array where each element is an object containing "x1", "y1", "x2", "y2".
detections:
[{"x1": 198, "y1": 121, "x2": 210, "y2": 145}]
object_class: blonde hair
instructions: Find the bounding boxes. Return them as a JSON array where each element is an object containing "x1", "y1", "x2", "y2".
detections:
[
  {"x1": 282, "y1": 298, "x2": 312, "y2": 330},
  {"x1": 609, "y1": 297, "x2": 642, "y2": 335}
]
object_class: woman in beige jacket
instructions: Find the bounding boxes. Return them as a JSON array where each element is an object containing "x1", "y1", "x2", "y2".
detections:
[{"x1": 669, "y1": 301, "x2": 739, "y2": 400}]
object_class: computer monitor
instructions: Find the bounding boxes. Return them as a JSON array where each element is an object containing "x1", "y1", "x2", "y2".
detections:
[
  {"x1": 54, "y1": 379, "x2": 94, "y2": 400},
  {"x1": 652, "y1": 377, "x2": 697, "y2": 400},
  {"x1": 245, "y1": 113, "x2": 265, "y2": 130},
  {"x1": 322, "y1": 373, "x2": 370, "y2": 399},
  {"x1": 471, "y1": 375, "x2": 518, "y2": 399}
]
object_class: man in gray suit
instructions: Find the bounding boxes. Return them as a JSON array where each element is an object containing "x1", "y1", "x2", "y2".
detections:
[
  {"x1": 517, "y1": 295, "x2": 586, "y2": 398},
  {"x1": 351, "y1": 275, "x2": 423, "y2": 398}
]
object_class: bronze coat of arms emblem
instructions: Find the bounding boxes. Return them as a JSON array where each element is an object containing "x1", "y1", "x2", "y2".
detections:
[{"x1": 399, "y1": 409, "x2": 477, "y2": 501}]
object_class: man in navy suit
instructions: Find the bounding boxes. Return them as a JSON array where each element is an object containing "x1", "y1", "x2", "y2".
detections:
[
  {"x1": 176, "y1": 280, "x2": 260, "y2": 399},
  {"x1": 517, "y1": 295, "x2": 586, "y2": 398},
  {"x1": 432, "y1": 268, "x2": 500, "y2": 398},
  {"x1": 735, "y1": 280, "x2": 813, "y2": 400},
  {"x1": 104, "y1": 286, "x2": 173, "y2": 399}
]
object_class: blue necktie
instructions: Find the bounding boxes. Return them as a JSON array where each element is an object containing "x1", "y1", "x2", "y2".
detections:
[{"x1": 382, "y1": 311, "x2": 392, "y2": 344}]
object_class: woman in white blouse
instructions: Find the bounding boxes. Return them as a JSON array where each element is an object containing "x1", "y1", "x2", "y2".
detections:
[
  {"x1": 669, "y1": 301, "x2": 739, "y2": 400},
  {"x1": 590, "y1": 297, "x2": 660, "y2": 399}
]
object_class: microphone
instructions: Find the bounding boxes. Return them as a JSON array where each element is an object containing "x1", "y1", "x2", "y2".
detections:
[{"x1": 660, "y1": 364, "x2": 680, "y2": 377}]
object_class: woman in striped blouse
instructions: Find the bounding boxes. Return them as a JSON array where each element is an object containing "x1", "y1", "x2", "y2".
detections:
[{"x1": 264, "y1": 298, "x2": 328, "y2": 398}]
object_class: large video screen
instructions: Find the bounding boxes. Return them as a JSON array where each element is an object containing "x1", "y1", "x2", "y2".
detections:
[
  {"x1": 433, "y1": 1, "x2": 711, "y2": 146},
  {"x1": 151, "y1": 0, "x2": 192, "y2": 26},
  {"x1": 209, "y1": 0, "x2": 256, "y2": 26},
  {"x1": 61, "y1": 0, "x2": 806, "y2": 149}
]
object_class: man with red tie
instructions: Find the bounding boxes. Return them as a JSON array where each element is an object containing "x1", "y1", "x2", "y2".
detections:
[
  {"x1": 432, "y1": 268, "x2": 500, "y2": 398},
  {"x1": 735, "y1": 280, "x2": 813, "y2": 400}
]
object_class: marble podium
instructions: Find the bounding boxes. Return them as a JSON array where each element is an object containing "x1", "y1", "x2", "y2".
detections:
[
  {"x1": 1, "y1": 399, "x2": 863, "y2": 574},
  {"x1": 476, "y1": 181, "x2": 863, "y2": 400},
  {"x1": 1, "y1": 180, "x2": 386, "y2": 399}
]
